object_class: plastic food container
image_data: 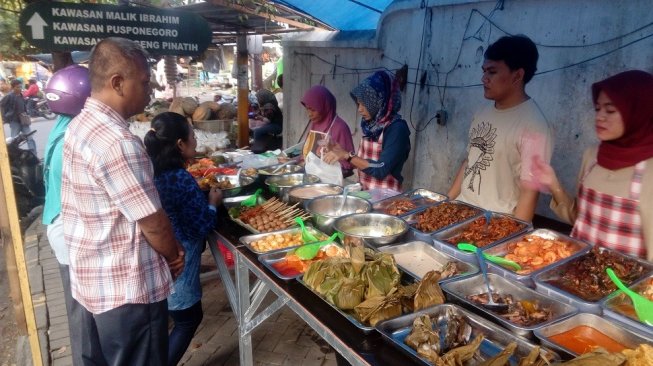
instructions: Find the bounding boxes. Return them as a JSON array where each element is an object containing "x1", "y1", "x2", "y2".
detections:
[
  {"x1": 442, "y1": 273, "x2": 578, "y2": 339},
  {"x1": 481, "y1": 229, "x2": 590, "y2": 288},
  {"x1": 430, "y1": 212, "x2": 531, "y2": 264}
]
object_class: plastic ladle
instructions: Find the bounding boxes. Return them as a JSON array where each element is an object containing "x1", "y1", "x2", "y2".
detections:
[
  {"x1": 475, "y1": 247, "x2": 510, "y2": 313},
  {"x1": 457, "y1": 243, "x2": 522, "y2": 271},
  {"x1": 241, "y1": 188, "x2": 263, "y2": 207},
  {"x1": 294, "y1": 217, "x2": 318, "y2": 243},
  {"x1": 606, "y1": 268, "x2": 653, "y2": 326},
  {"x1": 293, "y1": 232, "x2": 339, "y2": 260}
]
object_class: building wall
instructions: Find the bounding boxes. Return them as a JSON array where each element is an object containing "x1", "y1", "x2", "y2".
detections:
[{"x1": 282, "y1": 0, "x2": 653, "y2": 219}]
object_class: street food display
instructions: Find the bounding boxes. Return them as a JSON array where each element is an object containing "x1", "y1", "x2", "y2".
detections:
[
  {"x1": 413, "y1": 202, "x2": 481, "y2": 233},
  {"x1": 222, "y1": 184, "x2": 653, "y2": 364},
  {"x1": 445, "y1": 215, "x2": 527, "y2": 247},
  {"x1": 502, "y1": 234, "x2": 578, "y2": 274},
  {"x1": 544, "y1": 247, "x2": 649, "y2": 302}
]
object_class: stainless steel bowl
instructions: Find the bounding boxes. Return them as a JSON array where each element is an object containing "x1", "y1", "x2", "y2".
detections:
[
  {"x1": 333, "y1": 213, "x2": 408, "y2": 247},
  {"x1": 258, "y1": 163, "x2": 304, "y2": 176},
  {"x1": 287, "y1": 183, "x2": 343, "y2": 205},
  {"x1": 304, "y1": 195, "x2": 372, "y2": 234},
  {"x1": 265, "y1": 173, "x2": 320, "y2": 201},
  {"x1": 212, "y1": 174, "x2": 256, "y2": 198}
]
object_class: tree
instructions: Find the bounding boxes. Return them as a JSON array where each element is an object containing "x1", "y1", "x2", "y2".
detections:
[{"x1": 0, "y1": 0, "x2": 37, "y2": 59}]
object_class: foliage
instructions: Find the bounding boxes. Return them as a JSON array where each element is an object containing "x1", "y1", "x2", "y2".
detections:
[{"x1": 0, "y1": 0, "x2": 34, "y2": 59}]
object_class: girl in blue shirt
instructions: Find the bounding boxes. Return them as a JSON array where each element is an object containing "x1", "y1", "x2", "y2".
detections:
[{"x1": 145, "y1": 112, "x2": 222, "y2": 366}]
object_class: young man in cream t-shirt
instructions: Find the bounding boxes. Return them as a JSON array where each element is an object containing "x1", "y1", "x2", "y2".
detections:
[{"x1": 448, "y1": 35, "x2": 553, "y2": 222}]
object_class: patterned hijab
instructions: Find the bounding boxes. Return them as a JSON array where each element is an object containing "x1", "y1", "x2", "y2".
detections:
[
  {"x1": 350, "y1": 71, "x2": 402, "y2": 141},
  {"x1": 592, "y1": 70, "x2": 653, "y2": 170}
]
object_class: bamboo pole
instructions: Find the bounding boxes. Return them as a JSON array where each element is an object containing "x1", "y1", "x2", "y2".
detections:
[{"x1": 0, "y1": 119, "x2": 43, "y2": 365}]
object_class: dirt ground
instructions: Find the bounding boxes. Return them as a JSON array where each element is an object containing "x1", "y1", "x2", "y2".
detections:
[{"x1": 0, "y1": 244, "x2": 19, "y2": 366}]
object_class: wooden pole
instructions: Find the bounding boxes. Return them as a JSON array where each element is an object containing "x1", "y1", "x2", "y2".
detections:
[
  {"x1": 0, "y1": 119, "x2": 43, "y2": 366},
  {"x1": 236, "y1": 33, "x2": 250, "y2": 148}
]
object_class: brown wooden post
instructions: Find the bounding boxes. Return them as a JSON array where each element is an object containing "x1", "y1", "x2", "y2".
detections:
[
  {"x1": 0, "y1": 119, "x2": 43, "y2": 366},
  {"x1": 236, "y1": 33, "x2": 250, "y2": 148}
]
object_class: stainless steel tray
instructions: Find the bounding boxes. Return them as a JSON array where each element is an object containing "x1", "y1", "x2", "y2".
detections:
[
  {"x1": 258, "y1": 244, "x2": 343, "y2": 281},
  {"x1": 376, "y1": 303, "x2": 558, "y2": 366},
  {"x1": 377, "y1": 241, "x2": 477, "y2": 282},
  {"x1": 223, "y1": 194, "x2": 265, "y2": 209},
  {"x1": 430, "y1": 212, "x2": 531, "y2": 264},
  {"x1": 297, "y1": 277, "x2": 375, "y2": 334},
  {"x1": 373, "y1": 189, "x2": 447, "y2": 216},
  {"x1": 481, "y1": 229, "x2": 591, "y2": 288},
  {"x1": 601, "y1": 273, "x2": 653, "y2": 337},
  {"x1": 441, "y1": 273, "x2": 578, "y2": 339},
  {"x1": 533, "y1": 312, "x2": 653, "y2": 359},
  {"x1": 239, "y1": 226, "x2": 326, "y2": 255},
  {"x1": 534, "y1": 247, "x2": 653, "y2": 314},
  {"x1": 403, "y1": 200, "x2": 483, "y2": 237}
]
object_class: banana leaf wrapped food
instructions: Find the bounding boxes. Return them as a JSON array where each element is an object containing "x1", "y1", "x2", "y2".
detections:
[{"x1": 354, "y1": 293, "x2": 402, "y2": 326}]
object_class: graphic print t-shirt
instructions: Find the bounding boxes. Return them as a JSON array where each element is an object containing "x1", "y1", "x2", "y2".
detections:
[{"x1": 457, "y1": 99, "x2": 553, "y2": 215}]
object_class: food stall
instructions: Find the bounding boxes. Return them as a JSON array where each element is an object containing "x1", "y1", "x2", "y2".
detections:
[{"x1": 198, "y1": 158, "x2": 653, "y2": 365}]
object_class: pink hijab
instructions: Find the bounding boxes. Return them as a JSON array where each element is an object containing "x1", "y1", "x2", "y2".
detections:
[{"x1": 301, "y1": 85, "x2": 337, "y2": 132}]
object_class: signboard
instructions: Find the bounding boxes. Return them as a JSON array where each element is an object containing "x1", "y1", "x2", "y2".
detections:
[{"x1": 19, "y1": 1, "x2": 212, "y2": 56}]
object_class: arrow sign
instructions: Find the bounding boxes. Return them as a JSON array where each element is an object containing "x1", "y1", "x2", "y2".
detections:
[
  {"x1": 19, "y1": 2, "x2": 212, "y2": 56},
  {"x1": 26, "y1": 12, "x2": 47, "y2": 40}
]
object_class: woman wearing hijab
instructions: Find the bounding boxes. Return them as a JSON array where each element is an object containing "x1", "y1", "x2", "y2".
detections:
[
  {"x1": 301, "y1": 85, "x2": 355, "y2": 178},
  {"x1": 324, "y1": 71, "x2": 411, "y2": 191},
  {"x1": 532, "y1": 70, "x2": 653, "y2": 260}
]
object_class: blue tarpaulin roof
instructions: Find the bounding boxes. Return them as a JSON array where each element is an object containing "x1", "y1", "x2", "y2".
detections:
[{"x1": 272, "y1": 0, "x2": 394, "y2": 31}]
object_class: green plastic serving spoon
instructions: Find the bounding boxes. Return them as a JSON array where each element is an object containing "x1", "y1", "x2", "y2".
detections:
[
  {"x1": 606, "y1": 268, "x2": 653, "y2": 326},
  {"x1": 457, "y1": 243, "x2": 522, "y2": 271},
  {"x1": 241, "y1": 188, "x2": 263, "y2": 207},
  {"x1": 293, "y1": 232, "x2": 339, "y2": 260},
  {"x1": 294, "y1": 217, "x2": 318, "y2": 243}
]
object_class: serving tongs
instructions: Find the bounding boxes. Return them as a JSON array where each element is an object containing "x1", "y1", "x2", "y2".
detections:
[{"x1": 457, "y1": 243, "x2": 521, "y2": 271}]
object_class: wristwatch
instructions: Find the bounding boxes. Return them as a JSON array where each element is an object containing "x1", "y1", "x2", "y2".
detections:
[{"x1": 347, "y1": 151, "x2": 356, "y2": 162}]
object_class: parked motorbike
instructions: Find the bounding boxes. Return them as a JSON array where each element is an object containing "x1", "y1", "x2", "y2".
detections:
[
  {"x1": 6, "y1": 130, "x2": 44, "y2": 219},
  {"x1": 26, "y1": 96, "x2": 57, "y2": 120}
]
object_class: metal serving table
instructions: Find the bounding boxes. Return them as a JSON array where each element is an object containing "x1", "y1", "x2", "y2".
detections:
[{"x1": 207, "y1": 211, "x2": 415, "y2": 366}]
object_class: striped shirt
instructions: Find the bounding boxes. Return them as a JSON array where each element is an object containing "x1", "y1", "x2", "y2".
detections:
[{"x1": 61, "y1": 98, "x2": 172, "y2": 314}]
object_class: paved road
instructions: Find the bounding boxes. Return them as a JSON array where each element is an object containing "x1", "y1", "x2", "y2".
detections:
[{"x1": 3, "y1": 116, "x2": 56, "y2": 160}]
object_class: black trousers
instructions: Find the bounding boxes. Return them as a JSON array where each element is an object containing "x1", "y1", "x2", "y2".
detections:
[{"x1": 81, "y1": 300, "x2": 168, "y2": 366}]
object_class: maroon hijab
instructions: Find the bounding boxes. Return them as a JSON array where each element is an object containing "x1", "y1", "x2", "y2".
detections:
[
  {"x1": 301, "y1": 85, "x2": 337, "y2": 132},
  {"x1": 592, "y1": 70, "x2": 653, "y2": 170}
]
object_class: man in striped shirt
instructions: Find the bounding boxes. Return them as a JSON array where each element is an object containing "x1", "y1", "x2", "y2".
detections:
[{"x1": 61, "y1": 37, "x2": 184, "y2": 365}]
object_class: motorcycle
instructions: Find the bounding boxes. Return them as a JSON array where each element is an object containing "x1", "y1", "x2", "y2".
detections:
[
  {"x1": 26, "y1": 96, "x2": 57, "y2": 120},
  {"x1": 6, "y1": 130, "x2": 44, "y2": 219}
]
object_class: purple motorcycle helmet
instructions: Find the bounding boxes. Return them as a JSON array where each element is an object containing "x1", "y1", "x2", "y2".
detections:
[{"x1": 44, "y1": 64, "x2": 91, "y2": 116}]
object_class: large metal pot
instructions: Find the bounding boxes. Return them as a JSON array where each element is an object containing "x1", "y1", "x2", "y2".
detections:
[
  {"x1": 265, "y1": 173, "x2": 320, "y2": 202},
  {"x1": 287, "y1": 183, "x2": 343, "y2": 206},
  {"x1": 333, "y1": 213, "x2": 408, "y2": 247},
  {"x1": 305, "y1": 195, "x2": 372, "y2": 235}
]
